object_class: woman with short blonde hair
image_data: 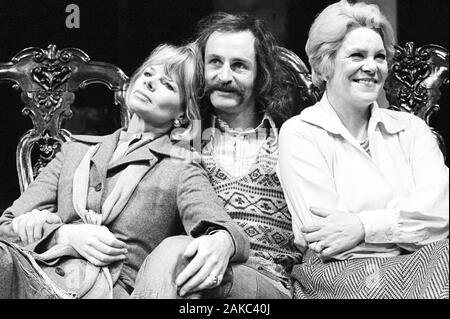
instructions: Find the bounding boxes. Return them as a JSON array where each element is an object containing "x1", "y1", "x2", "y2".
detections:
[
  {"x1": 306, "y1": 0, "x2": 395, "y2": 91},
  {"x1": 278, "y1": 0, "x2": 448, "y2": 299}
]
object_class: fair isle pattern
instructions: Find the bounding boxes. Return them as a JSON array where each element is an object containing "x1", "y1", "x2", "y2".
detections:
[
  {"x1": 203, "y1": 134, "x2": 302, "y2": 284},
  {"x1": 292, "y1": 239, "x2": 449, "y2": 299}
]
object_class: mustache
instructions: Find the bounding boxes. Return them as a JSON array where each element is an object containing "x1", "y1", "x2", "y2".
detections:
[{"x1": 204, "y1": 82, "x2": 244, "y2": 98}]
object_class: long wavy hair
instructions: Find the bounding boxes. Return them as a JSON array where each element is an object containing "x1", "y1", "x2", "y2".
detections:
[{"x1": 194, "y1": 12, "x2": 300, "y2": 127}]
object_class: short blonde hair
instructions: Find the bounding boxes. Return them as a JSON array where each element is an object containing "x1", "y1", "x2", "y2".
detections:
[
  {"x1": 305, "y1": 0, "x2": 396, "y2": 90},
  {"x1": 126, "y1": 43, "x2": 201, "y2": 141}
]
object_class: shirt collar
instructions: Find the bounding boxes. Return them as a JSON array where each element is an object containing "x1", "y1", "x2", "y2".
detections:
[
  {"x1": 146, "y1": 133, "x2": 199, "y2": 160},
  {"x1": 369, "y1": 101, "x2": 410, "y2": 134},
  {"x1": 210, "y1": 113, "x2": 279, "y2": 140},
  {"x1": 118, "y1": 130, "x2": 156, "y2": 143},
  {"x1": 300, "y1": 93, "x2": 409, "y2": 136}
]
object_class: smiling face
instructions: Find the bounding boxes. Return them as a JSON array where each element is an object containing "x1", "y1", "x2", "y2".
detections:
[
  {"x1": 326, "y1": 27, "x2": 389, "y2": 111},
  {"x1": 204, "y1": 30, "x2": 257, "y2": 117},
  {"x1": 126, "y1": 64, "x2": 184, "y2": 130}
]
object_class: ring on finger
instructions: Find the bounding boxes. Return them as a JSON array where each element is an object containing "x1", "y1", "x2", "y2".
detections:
[
  {"x1": 209, "y1": 275, "x2": 219, "y2": 285},
  {"x1": 315, "y1": 241, "x2": 323, "y2": 253}
]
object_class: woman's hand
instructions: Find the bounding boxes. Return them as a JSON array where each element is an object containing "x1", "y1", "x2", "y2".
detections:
[
  {"x1": 301, "y1": 207, "x2": 365, "y2": 261},
  {"x1": 56, "y1": 224, "x2": 128, "y2": 267},
  {"x1": 175, "y1": 230, "x2": 234, "y2": 297},
  {"x1": 11, "y1": 209, "x2": 62, "y2": 245}
]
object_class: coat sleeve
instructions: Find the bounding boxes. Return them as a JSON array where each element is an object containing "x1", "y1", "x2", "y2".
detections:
[
  {"x1": 0, "y1": 143, "x2": 69, "y2": 251},
  {"x1": 176, "y1": 160, "x2": 250, "y2": 263}
]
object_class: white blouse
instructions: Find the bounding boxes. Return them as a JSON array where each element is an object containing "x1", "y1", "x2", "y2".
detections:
[{"x1": 277, "y1": 94, "x2": 449, "y2": 260}]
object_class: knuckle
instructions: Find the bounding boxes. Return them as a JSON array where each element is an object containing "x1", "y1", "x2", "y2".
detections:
[
  {"x1": 98, "y1": 255, "x2": 109, "y2": 263},
  {"x1": 210, "y1": 255, "x2": 220, "y2": 264},
  {"x1": 36, "y1": 219, "x2": 45, "y2": 227},
  {"x1": 182, "y1": 282, "x2": 193, "y2": 292},
  {"x1": 105, "y1": 238, "x2": 115, "y2": 247},
  {"x1": 88, "y1": 258, "x2": 101, "y2": 267},
  {"x1": 16, "y1": 219, "x2": 25, "y2": 228},
  {"x1": 323, "y1": 249, "x2": 333, "y2": 258}
]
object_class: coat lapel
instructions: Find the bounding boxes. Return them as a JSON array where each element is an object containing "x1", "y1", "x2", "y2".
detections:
[
  {"x1": 108, "y1": 134, "x2": 193, "y2": 170},
  {"x1": 108, "y1": 145, "x2": 157, "y2": 171},
  {"x1": 89, "y1": 129, "x2": 122, "y2": 180}
]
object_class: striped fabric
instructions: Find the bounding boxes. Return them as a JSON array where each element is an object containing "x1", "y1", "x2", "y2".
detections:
[
  {"x1": 292, "y1": 238, "x2": 449, "y2": 299},
  {"x1": 359, "y1": 138, "x2": 371, "y2": 156}
]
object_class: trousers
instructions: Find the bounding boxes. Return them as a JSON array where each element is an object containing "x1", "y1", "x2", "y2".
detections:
[
  {"x1": 130, "y1": 235, "x2": 291, "y2": 299},
  {"x1": 0, "y1": 240, "x2": 129, "y2": 299}
]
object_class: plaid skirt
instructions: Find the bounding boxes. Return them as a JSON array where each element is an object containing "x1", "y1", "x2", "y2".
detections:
[{"x1": 292, "y1": 239, "x2": 449, "y2": 299}]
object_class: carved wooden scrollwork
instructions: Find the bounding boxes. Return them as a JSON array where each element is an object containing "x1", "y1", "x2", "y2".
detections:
[
  {"x1": 0, "y1": 44, "x2": 129, "y2": 193},
  {"x1": 278, "y1": 47, "x2": 321, "y2": 109},
  {"x1": 385, "y1": 42, "x2": 449, "y2": 157}
]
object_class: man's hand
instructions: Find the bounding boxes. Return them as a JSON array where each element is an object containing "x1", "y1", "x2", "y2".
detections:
[
  {"x1": 11, "y1": 209, "x2": 62, "y2": 245},
  {"x1": 56, "y1": 224, "x2": 128, "y2": 267},
  {"x1": 176, "y1": 230, "x2": 234, "y2": 297},
  {"x1": 301, "y1": 206, "x2": 365, "y2": 261}
]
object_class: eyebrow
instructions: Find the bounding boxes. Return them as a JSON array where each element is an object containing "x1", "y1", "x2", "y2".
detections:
[
  {"x1": 205, "y1": 54, "x2": 223, "y2": 62},
  {"x1": 161, "y1": 74, "x2": 179, "y2": 92},
  {"x1": 206, "y1": 54, "x2": 253, "y2": 64},
  {"x1": 346, "y1": 47, "x2": 387, "y2": 54}
]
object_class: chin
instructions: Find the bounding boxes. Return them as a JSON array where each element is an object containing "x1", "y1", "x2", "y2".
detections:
[
  {"x1": 353, "y1": 97, "x2": 378, "y2": 108},
  {"x1": 352, "y1": 91, "x2": 380, "y2": 106}
]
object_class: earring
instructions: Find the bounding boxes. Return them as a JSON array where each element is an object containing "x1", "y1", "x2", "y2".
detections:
[{"x1": 173, "y1": 119, "x2": 181, "y2": 128}]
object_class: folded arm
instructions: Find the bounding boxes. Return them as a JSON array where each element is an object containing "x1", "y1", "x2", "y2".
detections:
[
  {"x1": 277, "y1": 118, "x2": 449, "y2": 259},
  {"x1": 357, "y1": 119, "x2": 449, "y2": 251}
]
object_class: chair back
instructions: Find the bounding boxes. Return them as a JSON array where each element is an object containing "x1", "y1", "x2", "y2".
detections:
[
  {"x1": 384, "y1": 42, "x2": 449, "y2": 157},
  {"x1": 278, "y1": 46, "x2": 321, "y2": 108},
  {"x1": 0, "y1": 44, "x2": 129, "y2": 192}
]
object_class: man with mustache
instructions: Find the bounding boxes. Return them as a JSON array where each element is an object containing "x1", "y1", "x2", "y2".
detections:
[{"x1": 131, "y1": 12, "x2": 302, "y2": 299}]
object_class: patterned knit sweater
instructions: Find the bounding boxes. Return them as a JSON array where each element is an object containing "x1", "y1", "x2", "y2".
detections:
[{"x1": 202, "y1": 132, "x2": 302, "y2": 287}]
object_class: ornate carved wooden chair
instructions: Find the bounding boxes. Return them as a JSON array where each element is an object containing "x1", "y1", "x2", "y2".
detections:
[
  {"x1": 0, "y1": 44, "x2": 129, "y2": 193},
  {"x1": 278, "y1": 46, "x2": 321, "y2": 109},
  {"x1": 384, "y1": 42, "x2": 449, "y2": 157}
]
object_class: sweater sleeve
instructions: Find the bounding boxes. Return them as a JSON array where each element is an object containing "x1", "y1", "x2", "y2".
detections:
[{"x1": 176, "y1": 160, "x2": 250, "y2": 263}]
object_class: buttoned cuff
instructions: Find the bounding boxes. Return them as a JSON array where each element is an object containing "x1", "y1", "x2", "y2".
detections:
[{"x1": 358, "y1": 209, "x2": 399, "y2": 243}]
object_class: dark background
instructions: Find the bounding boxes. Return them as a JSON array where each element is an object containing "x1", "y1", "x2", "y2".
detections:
[{"x1": 0, "y1": 0, "x2": 448, "y2": 208}]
